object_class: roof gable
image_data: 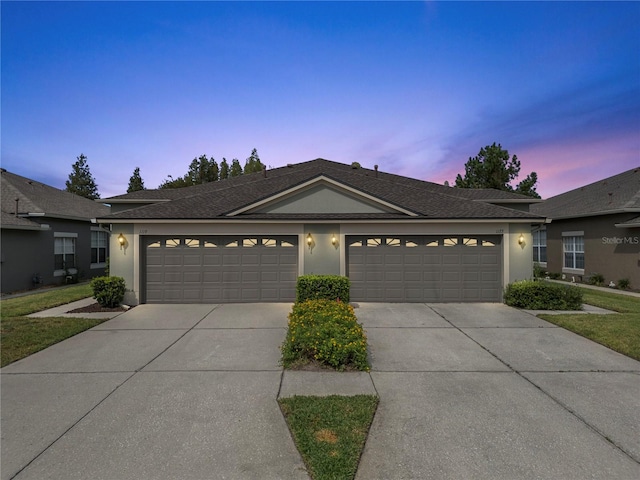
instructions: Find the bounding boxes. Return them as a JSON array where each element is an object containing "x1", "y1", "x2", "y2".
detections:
[{"x1": 230, "y1": 176, "x2": 416, "y2": 216}]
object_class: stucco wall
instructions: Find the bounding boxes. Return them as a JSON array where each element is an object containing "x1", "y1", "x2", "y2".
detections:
[
  {"x1": 545, "y1": 213, "x2": 639, "y2": 287},
  {"x1": 507, "y1": 225, "x2": 533, "y2": 284},
  {"x1": 303, "y1": 224, "x2": 341, "y2": 275},
  {"x1": 1, "y1": 218, "x2": 108, "y2": 294}
]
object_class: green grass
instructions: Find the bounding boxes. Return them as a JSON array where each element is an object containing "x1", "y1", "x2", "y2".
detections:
[
  {"x1": 279, "y1": 395, "x2": 379, "y2": 480},
  {"x1": 1, "y1": 284, "x2": 107, "y2": 367},
  {"x1": 538, "y1": 287, "x2": 640, "y2": 361}
]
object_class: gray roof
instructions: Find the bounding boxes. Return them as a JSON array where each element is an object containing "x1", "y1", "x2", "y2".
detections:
[
  {"x1": 531, "y1": 167, "x2": 640, "y2": 219},
  {"x1": 101, "y1": 159, "x2": 544, "y2": 222},
  {"x1": 0, "y1": 210, "x2": 43, "y2": 230},
  {"x1": 1, "y1": 169, "x2": 110, "y2": 222},
  {"x1": 615, "y1": 215, "x2": 640, "y2": 228}
]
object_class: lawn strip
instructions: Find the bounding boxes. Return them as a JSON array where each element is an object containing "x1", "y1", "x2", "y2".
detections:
[
  {"x1": 1, "y1": 284, "x2": 103, "y2": 367},
  {"x1": 538, "y1": 313, "x2": 640, "y2": 361},
  {"x1": 537, "y1": 288, "x2": 640, "y2": 361},
  {"x1": 1, "y1": 316, "x2": 108, "y2": 367},
  {"x1": 1, "y1": 284, "x2": 93, "y2": 317},
  {"x1": 279, "y1": 395, "x2": 379, "y2": 480}
]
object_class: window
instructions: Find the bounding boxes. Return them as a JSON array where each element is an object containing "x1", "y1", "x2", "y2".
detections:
[
  {"x1": 532, "y1": 230, "x2": 547, "y2": 263},
  {"x1": 563, "y1": 235, "x2": 584, "y2": 270},
  {"x1": 91, "y1": 230, "x2": 108, "y2": 264},
  {"x1": 55, "y1": 236, "x2": 76, "y2": 270}
]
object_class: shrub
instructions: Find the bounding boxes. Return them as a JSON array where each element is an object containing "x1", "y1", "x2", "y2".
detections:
[
  {"x1": 618, "y1": 278, "x2": 631, "y2": 290},
  {"x1": 90, "y1": 276, "x2": 126, "y2": 308},
  {"x1": 533, "y1": 263, "x2": 546, "y2": 278},
  {"x1": 296, "y1": 275, "x2": 350, "y2": 303},
  {"x1": 504, "y1": 280, "x2": 583, "y2": 310},
  {"x1": 588, "y1": 273, "x2": 605, "y2": 286},
  {"x1": 281, "y1": 299, "x2": 369, "y2": 371}
]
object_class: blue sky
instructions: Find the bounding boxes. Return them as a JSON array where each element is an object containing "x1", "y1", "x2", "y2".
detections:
[{"x1": 2, "y1": 1, "x2": 639, "y2": 199}]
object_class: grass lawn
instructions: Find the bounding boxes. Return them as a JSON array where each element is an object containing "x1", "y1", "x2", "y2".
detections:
[
  {"x1": 279, "y1": 395, "x2": 379, "y2": 480},
  {"x1": 538, "y1": 288, "x2": 640, "y2": 361},
  {"x1": 1, "y1": 284, "x2": 107, "y2": 367}
]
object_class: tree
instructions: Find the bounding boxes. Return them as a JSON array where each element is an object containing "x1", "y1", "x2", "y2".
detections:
[
  {"x1": 127, "y1": 167, "x2": 145, "y2": 193},
  {"x1": 454, "y1": 142, "x2": 540, "y2": 198},
  {"x1": 186, "y1": 155, "x2": 219, "y2": 184},
  {"x1": 65, "y1": 154, "x2": 100, "y2": 199},
  {"x1": 230, "y1": 158, "x2": 243, "y2": 177},
  {"x1": 243, "y1": 148, "x2": 265, "y2": 174},
  {"x1": 219, "y1": 158, "x2": 230, "y2": 180},
  {"x1": 158, "y1": 174, "x2": 191, "y2": 189}
]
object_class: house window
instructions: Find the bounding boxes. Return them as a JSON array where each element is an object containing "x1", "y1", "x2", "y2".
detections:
[
  {"x1": 55, "y1": 236, "x2": 76, "y2": 270},
  {"x1": 91, "y1": 230, "x2": 108, "y2": 264},
  {"x1": 563, "y1": 234, "x2": 584, "y2": 270},
  {"x1": 533, "y1": 230, "x2": 547, "y2": 263}
]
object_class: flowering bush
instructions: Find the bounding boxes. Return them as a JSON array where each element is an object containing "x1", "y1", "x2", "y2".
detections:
[{"x1": 281, "y1": 299, "x2": 369, "y2": 371}]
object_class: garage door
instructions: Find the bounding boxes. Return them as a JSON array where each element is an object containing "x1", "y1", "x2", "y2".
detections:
[
  {"x1": 348, "y1": 235, "x2": 502, "y2": 302},
  {"x1": 144, "y1": 236, "x2": 298, "y2": 303}
]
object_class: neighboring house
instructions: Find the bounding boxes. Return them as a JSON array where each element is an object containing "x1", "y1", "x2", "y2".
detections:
[
  {"x1": 531, "y1": 167, "x2": 640, "y2": 288},
  {"x1": 100, "y1": 159, "x2": 545, "y2": 304},
  {"x1": 1, "y1": 169, "x2": 111, "y2": 293}
]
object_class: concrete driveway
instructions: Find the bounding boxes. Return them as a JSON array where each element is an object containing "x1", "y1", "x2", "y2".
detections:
[{"x1": 2, "y1": 302, "x2": 639, "y2": 479}]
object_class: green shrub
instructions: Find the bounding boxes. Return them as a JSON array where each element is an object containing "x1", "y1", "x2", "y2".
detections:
[
  {"x1": 504, "y1": 280, "x2": 583, "y2": 310},
  {"x1": 296, "y1": 274, "x2": 350, "y2": 303},
  {"x1": 281, "y1": 299, "x2": 369, "y2": 371},
  {"x1": 548, "y1": 272, "x2": 562, "y2": 280},
  {"x1": 533, "y1": 263, "x2": 546, "y2": 279},
  {"x1": 90, "y1": 276, "x2": 126, "y2": 308},
  {"x1": 617, "y1": 278, "x2": 631, "y2": 290},
  {"x1": 588, "y1": 273, "x2": 605, "y2": 286}
]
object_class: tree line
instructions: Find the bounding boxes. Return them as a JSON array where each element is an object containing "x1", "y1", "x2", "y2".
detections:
[
  {"x1": 64, "y1": 143, "x2": 540, "y2": 200},
  {"x1": 64, "y1": 148, "x2": 265, "y2": 199}
]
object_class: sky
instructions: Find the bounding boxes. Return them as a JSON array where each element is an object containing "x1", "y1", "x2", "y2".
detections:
[{"x1": 2, "y1": 1, "x2": 639, "y2": 199}]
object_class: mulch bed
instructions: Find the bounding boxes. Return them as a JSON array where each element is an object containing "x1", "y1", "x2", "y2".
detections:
[{"x1": 67, "y1": 302, "x2": 132, "y2": 314}]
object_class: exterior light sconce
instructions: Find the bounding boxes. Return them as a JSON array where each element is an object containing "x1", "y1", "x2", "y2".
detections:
[
  {"x1": 306, "y1": 233, "x2": 313, "y2": 249},
  {"x1": 518, "y1": 234, "x2": 525, "y2": 246},
  {"x1": 331, "y1": 234, "x2": 337, "y2": 246},
  {"x1": 118, "y1": 233, "x2": 126, "y2": 249}
]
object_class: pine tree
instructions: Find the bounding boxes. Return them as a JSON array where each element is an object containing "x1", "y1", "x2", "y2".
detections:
[
  {"x1": 454, "y1": 143, "x2": 540, "y2": 198},
  {"x1": 65, "y1": 154, "x2": 100, "y2": 199},
  {"x1": 127, "y1": 167, "x2": 145, "y2": 193},
  {"x1": 243, "y1": 148, "x2": 265, "y2": 174},
  {"x1": 219, "y1": 158, "x2": 230, "y2": 180},
  {"x1": 230, "y1": 158, "x2": 243, "y2": 177}
]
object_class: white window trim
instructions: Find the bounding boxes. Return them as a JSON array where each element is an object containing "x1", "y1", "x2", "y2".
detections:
[
  {"x1": 532, "y1": 228, "x2": 547, "y2": 267},
  {"x1": 54, "y1": 232, "x2": 78, "y2": 276},
  {"x1": 561, "y1": 232, "x2": 585, "y2": 274},
  {"x1": 90, "y1": 228, "x2": 109, "y2": 269}
]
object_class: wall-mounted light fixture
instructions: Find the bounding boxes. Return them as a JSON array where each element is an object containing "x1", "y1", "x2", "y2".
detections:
[
  {"x1": 331, "y1": 234, "x2": 337, "y2": 246},
  {"x1": 118, "y1": 233, "x2": 126, "y2": 249},
  {"x1": 306, "y1": 233, "x2": 313, "y2": 249},
  {"x1": 518, "y1": 234, "x2": 525, "y2": 245}
]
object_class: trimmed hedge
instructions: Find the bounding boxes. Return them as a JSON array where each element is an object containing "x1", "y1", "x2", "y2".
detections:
[
  {"x1": 504, "y1": 280, "x2": 583, "y2": 310},
  {"x1": 90, "y1": 276, "x2": 126, "y2": 308},
  {"x1": 296, "y1": 274, "x2": 350, "y2": 303},
  {"x1": 281, "y1": 299, "x2": 369, "y2": 371}
]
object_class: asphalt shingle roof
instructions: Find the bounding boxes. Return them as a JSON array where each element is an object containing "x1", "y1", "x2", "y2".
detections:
[
  {"x1": 102, "y1": 159, "x2": 544, "y2": 221},
  {"x1": 531, "y1": 167, "x2": 640, "y2": 219},
  {"x1": 1, "y1": 169, "x2": 110, "y2": 221}
]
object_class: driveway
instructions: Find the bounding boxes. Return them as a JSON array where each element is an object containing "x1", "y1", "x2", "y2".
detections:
[{"x1": 2, "y1": 302, "x2": 639, "y2": 479}]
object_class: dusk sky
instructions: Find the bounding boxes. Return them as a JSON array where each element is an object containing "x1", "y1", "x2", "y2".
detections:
[{"x1": 2, "y1": 1, "x2": 639, "y2": 199}]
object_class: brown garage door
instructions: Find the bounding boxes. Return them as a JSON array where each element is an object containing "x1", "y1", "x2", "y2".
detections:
[
  {"x1": 347, "y1": 235, "x2": 502, "y2": 302},
  {"x1": 144, "y1": 235, "x2": 298, "y2": 303}
]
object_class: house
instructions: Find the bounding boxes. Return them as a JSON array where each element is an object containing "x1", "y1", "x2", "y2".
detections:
[
  {"x1": 99, "y1": 159, "x2": 546, "y2": 305},
  {"x1": 1, "y1": 169, "x2": 111, "y2": 293},
  {"x1": 530, "y1": 167, "x2": 640, "y2": 288}
]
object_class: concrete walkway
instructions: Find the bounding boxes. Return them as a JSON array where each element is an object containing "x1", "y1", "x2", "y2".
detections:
[{"x1": 2, "y1": 302, "x2": 639, "y2": 479}]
